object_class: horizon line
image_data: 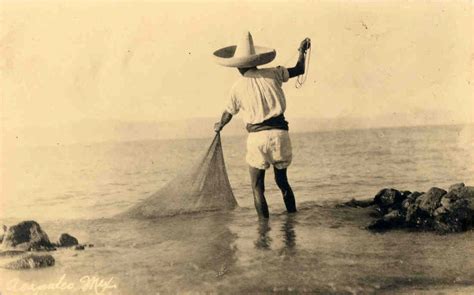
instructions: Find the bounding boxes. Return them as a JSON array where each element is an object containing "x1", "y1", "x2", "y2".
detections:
[{"x1": 3, "y1": 121, "x2": 472, "y2": 149}]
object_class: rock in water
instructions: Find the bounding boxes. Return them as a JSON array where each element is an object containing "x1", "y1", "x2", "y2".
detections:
[
  {"x1": 1, "y1": 254, "x2": 55, "y2": 270},
  {"x1": 401, "y1": 190, "x2": 412, "y2": 199},
  {"x1": 367, "y1": 210, "x2": 405, "y2": 231},
  {"x1": 0, "y1": 225, "x2": 6, "y2": 243},
  {"x1": 439, "y1": 186, "x2": 474, "y2": 209},
  {"x1": 75, "y1": 245, "x2": 85, "y2": 250},
  {"x1": 401, "y1": 191, "x2": 422, "y2": 211},
  {"x1": 434, "y1": 199, "x2": 471, "y2": 232},
  {"x1": 362, "y1": 183, "x2": 474, "y2": 233},
  {"x1": 367, "y1": 219, "x2": 393, "y2": 231},
  {"x1": 405, "y1": 187, "x2": 447, "y2": 228},
  {"x1": 58, "y1": 233, "x2": 79, "y2": 247},
  {"x1": 417, "y1": 187, "x2": 447, "y2": 215},
  {"x1": 373, "y1": 188, "x2": 405, "y2": 214},
  {"x1": 1, "y1": 221, "x2": 54, "y2": 251},
  {"x1": 383, "y1": 210, "x2": 405, "y2": 224},
  {"x1": 460, "y1": 186, "x2": 474, "y2": 211},
  {"x1": 448, "y1": 183, "x2": 465, "y2": 192},
  {"x1": 433, "y1": 186, "x2": 474, "y2": 232}
]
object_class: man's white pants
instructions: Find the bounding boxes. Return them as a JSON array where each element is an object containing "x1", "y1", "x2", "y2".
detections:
[{"x1": 246, "y1": 129, "x2": 292, "y2": 170}]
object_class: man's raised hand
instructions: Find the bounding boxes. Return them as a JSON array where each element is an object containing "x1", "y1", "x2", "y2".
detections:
[{"x1": 299, "y1": 38, "x2": 311, "y2": 53}]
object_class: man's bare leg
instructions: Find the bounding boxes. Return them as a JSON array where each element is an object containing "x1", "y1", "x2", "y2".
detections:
[
  {"x1": 274, "y1": 167, "x2": 297, "y2": 213},
  {"x1": 249, "y1": 166, "x2": 269, "y2": 218}
]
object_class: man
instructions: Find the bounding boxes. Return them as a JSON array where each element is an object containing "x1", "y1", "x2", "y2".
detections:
[{"x1": 213, "y1": 32, "x2": 310, "y2": 218}]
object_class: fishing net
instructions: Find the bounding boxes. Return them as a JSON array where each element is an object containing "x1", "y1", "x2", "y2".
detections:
[{"x1": 122, "y1": 133, "x2": 238, "y2": 218}]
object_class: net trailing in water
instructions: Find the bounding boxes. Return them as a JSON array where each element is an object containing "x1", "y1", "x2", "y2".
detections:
[{"x1": 123, "y1": 133, "x2": 238, "y2": 218}]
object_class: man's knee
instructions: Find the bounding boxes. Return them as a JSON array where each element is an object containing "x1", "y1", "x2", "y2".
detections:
[
  {"x1": 249, "y1": 167, "x2": 266, "y2": 192},
  {"x1": 252, "y1": 181, "x2": 265, "y2": 193}
]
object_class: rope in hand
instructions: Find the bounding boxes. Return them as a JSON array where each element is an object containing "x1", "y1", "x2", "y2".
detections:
[{"x1": 295, "y1": 42, "x2": 311, "y2": 89}]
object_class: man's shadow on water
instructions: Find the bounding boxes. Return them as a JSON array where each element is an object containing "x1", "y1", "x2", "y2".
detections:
[{"x1": 254, "y1": 214, "x2": 297, "y2": 255}]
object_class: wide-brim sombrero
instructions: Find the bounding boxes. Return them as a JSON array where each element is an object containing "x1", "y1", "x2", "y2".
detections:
[{"x1": 213, "y1": 32, "x2": 276, "y2": 68}]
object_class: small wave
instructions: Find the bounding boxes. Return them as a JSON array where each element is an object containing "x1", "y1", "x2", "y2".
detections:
[
  {"x1": 115, "y1": 206, "x2": 232, "y2": 220},
  {"x1": 108, "y1": 182, "x2": 128, "y2": 186},
  {"x1": 391, "y1": 158, "x2": 415, "y2": 165},
  {"x1": 295, "y1": 200, "x2": 326, "y2": 210}
]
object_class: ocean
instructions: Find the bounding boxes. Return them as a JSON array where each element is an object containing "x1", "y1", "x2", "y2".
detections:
[{"x1": 1, "y1": 124, "x2": 473, "y2": 294}]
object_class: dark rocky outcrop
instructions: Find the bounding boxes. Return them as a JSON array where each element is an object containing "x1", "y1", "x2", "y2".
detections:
[
  {"x1": 75, "y1": 245, "x2": 85, "y2": 250},
  {"x1": 417, "y1": 187, "x2": 447, "y2": 215},
  {"x1": 348, "y1": 183, "x2": 474, "y2": 233},
  {"x1": 367, "y1": 209, "x2": 405, "y2": 231},
  {"x1": 58, "y1": 233, "x2": 79, "y2": 247},
  {"x1": 433, "y1": 186, "x2": 474, "y2": 232},
  {"x1": 0, "y1": 220, "x2": 88, "y2": 270},
  {"x1": 405, "y1": 187, "x2": 447, "y2": 228},
  {"x1": 1, "y1": 254, "x2": 55, "y2": 270},
  {"x1": 0, "y1": 225, "x2": 6, "y2": 243},
  {"x1": 373, "y1": 188, "x2": 406, "y2": 214},
  {"x1": 401, "y1": 191, "x2": 422, "y2": 212},
  {"x1": 448, "y1": 182, "x2": 465, "y2": 191},
  {"x1": 1, "y1": 221, "x2": 54, "y2": 251}
]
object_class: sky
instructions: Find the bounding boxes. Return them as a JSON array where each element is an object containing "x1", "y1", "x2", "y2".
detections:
[{"x1": 1, "y1": 0, "x2": 473, "y2": 136}]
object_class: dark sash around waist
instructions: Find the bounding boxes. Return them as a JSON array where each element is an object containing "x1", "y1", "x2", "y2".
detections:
[{"x1": 246, "y1": 114, "x2": 289, "y2": 133}]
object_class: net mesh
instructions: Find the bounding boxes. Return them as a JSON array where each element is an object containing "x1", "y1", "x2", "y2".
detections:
[{"x1": 122, "y1": 133, "x2": 238, "y2": 218}]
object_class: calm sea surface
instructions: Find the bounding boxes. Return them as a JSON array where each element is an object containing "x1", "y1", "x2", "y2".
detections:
[{"x1": 1, "y1": 124, "x2": 473, "y2": 294}]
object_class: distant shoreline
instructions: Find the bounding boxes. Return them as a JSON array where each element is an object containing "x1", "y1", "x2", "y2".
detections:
[{"x1": 3, "y1": 121, "x2": 472, "y2": 148}]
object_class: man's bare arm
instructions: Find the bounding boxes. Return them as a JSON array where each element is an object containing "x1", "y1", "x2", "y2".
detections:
[
  {"x1": 214, "y1": 111, "x2": 233, "y2": 132},
  {"x1": 288, "y1": 50, "x2": 306, "y2": 78},
  {"x1": 288, "y1": 38, "x2": 311, "y2": 79}
]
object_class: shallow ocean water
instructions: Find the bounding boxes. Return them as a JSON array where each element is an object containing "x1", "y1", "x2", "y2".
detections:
[{"x1": 1, "y1": 124, "x2": 474, "y2": 294}]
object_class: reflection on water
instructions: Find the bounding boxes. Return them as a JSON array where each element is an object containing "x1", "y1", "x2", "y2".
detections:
[
  {"x1": 254, "y1": 214, "x2": 297, "y2": 254},
  {"x1": 280, "y1": 214, "x2": 296, "y2": 255},
  {"x1": 255, "y1": 219, "x2": 272, "y2": 250}
]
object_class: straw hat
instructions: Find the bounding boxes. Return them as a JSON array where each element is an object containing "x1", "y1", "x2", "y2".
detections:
[{"x1": 213, "y1": 32, "x2": 276, "y2": 68}]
